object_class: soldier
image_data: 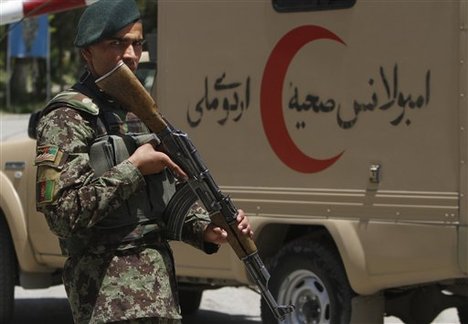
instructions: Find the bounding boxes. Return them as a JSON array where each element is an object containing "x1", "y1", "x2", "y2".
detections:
[{"x1": 34, "y1": 1, "x2": 253, "y2": 323}]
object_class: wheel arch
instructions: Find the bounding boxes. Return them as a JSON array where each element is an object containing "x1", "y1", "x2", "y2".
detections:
[
  {"x1": 254, "y1": 221, "x2": 374, "y2": 295},
  {"x1": 0, "y1": 171, "x2": 46, "y2": 274},
  {"x1": 0, "y1": 206, "x2": 18, "y2": 323},
  {"x1": 0, "y1": 210, "x2": 19, "y2": 284},
  {"x1": 0, "y1": 172, "x2": 28, "y2": 264}
]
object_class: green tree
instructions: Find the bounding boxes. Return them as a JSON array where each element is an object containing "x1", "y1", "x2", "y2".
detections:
[
  {"x1": 0, "y1": 1, "x2": 158, "y2": 113},
  {"x1": 49, "y1": 8, "x2": 85, "y2": 90}
]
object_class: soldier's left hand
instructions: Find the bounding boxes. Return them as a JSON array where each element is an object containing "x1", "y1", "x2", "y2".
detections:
[
  {"x1": 203, "y1": 209, "x2": 254, "y2": 245},
  {"x1": 236, "y1": 209, "x2": 254, "y2": 238}
]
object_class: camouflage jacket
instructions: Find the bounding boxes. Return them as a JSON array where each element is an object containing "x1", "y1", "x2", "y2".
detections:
[{"x1": 35, "y1": 72, "x2": 217, "y2": 323}]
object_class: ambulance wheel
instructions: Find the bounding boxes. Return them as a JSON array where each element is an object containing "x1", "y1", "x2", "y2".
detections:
[
  {"x1": 261, "y1": 237, "x2": 353, "y2": 324},
  {"x1": 458, "y1": 304, "x2": 468, "y2": 324},
  {"x1": 0, "y1": 216, "x2": 16, "y2": 323}
]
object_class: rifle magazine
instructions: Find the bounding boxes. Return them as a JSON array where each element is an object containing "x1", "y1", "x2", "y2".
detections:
[{"x1": 163, "y1": 182, "x2": 198, "y2": 241}]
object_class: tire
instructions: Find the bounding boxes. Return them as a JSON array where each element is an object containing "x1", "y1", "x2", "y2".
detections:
[
  {"x1": 0, "y1": 216, "x2": 17, "y2": 323},
  {"x1": 458, "y1": 304, "x2": 468, "y2": 324},
  {"x1": 179, "y1": 288, "x2": 203, "y2": 315},
  {"x1": 261, "y1": 237, "x2": 353, "y2": 324}
]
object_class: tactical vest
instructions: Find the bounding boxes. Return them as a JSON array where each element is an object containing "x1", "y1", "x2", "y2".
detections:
[{"x1": 40, "y1": 77, "x2": 175, "y2": 255}]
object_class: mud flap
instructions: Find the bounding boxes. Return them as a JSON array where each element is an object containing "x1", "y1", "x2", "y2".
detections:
[{"x1": 350, "y1": 294, "x2": 385, "y2": 324}]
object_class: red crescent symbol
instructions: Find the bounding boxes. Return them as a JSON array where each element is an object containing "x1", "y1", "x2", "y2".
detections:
[{"x1": 260, "y1": 25, "x2": 345, "y2": 173}]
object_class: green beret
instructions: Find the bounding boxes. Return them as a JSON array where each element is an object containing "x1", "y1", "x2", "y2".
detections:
[{"x1": 74, "y1": 0, "x2": 141, "y2": 48}]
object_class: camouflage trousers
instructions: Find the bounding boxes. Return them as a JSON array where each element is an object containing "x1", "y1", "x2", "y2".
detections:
[{"x1": 63, "y1": 244, "x2": 182, "y2": 323}]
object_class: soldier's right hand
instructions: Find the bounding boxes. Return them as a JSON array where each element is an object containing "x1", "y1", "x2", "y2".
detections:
[{"x1": 127, "y1": 143, "x2": 187, "y2": 179}]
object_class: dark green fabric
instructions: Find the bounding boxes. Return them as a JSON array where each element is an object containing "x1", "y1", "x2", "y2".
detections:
[{"x1": 74, "y1": 0, "x2": 141, "y2": 48}]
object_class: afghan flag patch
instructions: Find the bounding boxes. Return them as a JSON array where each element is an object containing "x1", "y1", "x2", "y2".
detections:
[
  {"x1": 35, "y1": 146, "x2": 60, "y2": 164},
  {"x1": 37, "y1": 180, "x2": 55, "y2": 204}
]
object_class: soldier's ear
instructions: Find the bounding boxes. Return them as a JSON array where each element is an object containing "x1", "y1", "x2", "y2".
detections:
[{"x1": 81, "y1": 48, "x2": 91, "y2": 62}]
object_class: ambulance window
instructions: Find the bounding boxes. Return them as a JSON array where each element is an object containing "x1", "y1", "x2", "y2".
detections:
[{"x1": 273, "y1": 0, "x2": 356, "y2": 12}]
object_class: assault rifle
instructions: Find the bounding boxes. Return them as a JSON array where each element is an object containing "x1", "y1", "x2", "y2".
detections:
[{"x1": 96, "y1": 61, "x2": 294, "y2": 321}]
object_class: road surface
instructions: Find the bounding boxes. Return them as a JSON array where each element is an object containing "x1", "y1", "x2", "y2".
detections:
[
  {"x1": 12, "y1": 286, "x2": 262, "y2": 324},
  {"x1": 12, "y1": 285, "x2": 460, "y2": 324}
]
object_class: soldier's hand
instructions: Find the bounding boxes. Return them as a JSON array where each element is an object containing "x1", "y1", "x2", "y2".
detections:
[
  {"x1": 127, "y1": 143, "x2": 187, "y2": 179},
  {"x1": 203, "y1": 209, "x2": 254, "y2": 245},
  {"x1": 236, "y1": 209, "x2": 254, "y2": 238},
  {"x1": 203, "y1": 223, "x2": 228, "y2": 245}
]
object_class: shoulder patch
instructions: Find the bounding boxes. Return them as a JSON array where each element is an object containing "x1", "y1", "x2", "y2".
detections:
[
  {"x1": 37, "y1": 180, "x2": 55, "y2": 204},
  {"x1": 35, "y1": 145, "x2": 67, "y2": 167},
  {"x1": 49, "y1": 90, "x2": 99, "y2": 116}
]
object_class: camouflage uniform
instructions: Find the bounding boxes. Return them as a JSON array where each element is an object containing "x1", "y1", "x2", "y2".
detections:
[{"x1": 35, "y1": 73, "x2": 217, "y2": 324}]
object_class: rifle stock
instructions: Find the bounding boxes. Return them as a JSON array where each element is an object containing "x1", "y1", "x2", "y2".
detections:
[
  {"x1": 96, "y1": 61, "x2": 167, "y2": 133},
  {"x1": 96, "y1": 61, "x2": 294, "y2": 321}
]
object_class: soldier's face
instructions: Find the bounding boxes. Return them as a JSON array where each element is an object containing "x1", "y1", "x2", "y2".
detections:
[{"x1": 82, "y1": 22, "x2": 144, "y2": 77}]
